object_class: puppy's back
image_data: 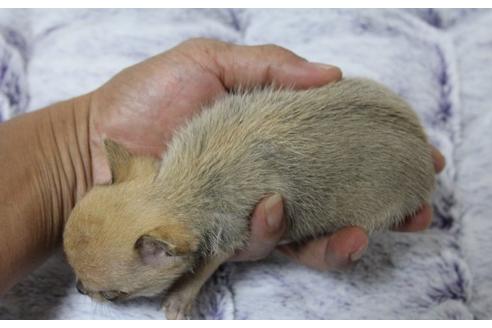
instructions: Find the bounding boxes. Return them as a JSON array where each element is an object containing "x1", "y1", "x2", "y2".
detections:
[{"x1": 158, "y1": 79, "x2": 435, "y2": 250}]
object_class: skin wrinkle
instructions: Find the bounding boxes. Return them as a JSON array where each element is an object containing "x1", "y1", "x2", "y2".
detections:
[
  {"x1": 0, "y1": 95, "x2": 92, "y2": 294},
  {"x1": 48, "y1": 110, "x2": 71, "y2": 235},
  {"x1": 47, "y1": 108, "x2": 69, "y2": 228},
  {"x1": 173, "y1": 49, "x2": 227, "y2": 106},
  {"x1": 178, "y1": 39, "x2": 228, "y2": 89},
  {"x1": 33, "y1": 116, "x2": 61, "y2": 248},
  {"x1": 71, "y1": 96, "x2": 93, "y2": 206},
  {"x1": 32, "y1": 127, "x2": 52, "y2": 246},
  {"x1": 70, "y1": 102, "x2": 82, "y2": 204}
]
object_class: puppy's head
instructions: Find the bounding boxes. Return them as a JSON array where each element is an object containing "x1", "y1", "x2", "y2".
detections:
[{"x1": 63, "y1": 140, "x2": 199, "y2": 302}]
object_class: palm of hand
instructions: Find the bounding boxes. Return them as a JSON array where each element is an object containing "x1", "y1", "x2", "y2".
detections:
[{"x1": 89, "y1": 47, "x2": 229, "y2": 183}]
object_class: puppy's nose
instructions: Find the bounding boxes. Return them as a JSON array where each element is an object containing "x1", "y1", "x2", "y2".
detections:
[{"x1": 76, "y1": 280, "x2": 87, "y2": 295}]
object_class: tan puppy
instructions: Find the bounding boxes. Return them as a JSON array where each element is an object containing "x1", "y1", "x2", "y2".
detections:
[{"x1": 63, "y1": 78, "x2": 435, "y2": 319}]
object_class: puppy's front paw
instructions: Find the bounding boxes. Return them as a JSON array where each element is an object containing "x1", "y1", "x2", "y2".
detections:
[{"x1": 163, "y1": 292, "x2": 195, "y2": 320}]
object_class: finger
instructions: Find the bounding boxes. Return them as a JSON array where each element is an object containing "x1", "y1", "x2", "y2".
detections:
[
  {"x1": 278, "y1": 226, "x2": 368, "y2": 271},
  {"x1": 231, "y1": 193, "x2": 286, "y2": 262},
  {"x1": 210, "y1": 42, "x2": 342, "y2": 90},
  {"x1": 392, "y1": 145, "x2": 442, "y2": 233},
  {"x1": 392, "y1": 203, "x2": 432, "y2": 232},
  {"x1": 431, "y1": 145, "x2": 445, "y2": 173}
]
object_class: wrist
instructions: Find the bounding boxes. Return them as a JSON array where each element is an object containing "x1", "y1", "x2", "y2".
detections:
[
  {"x1": 41, "y1": 94, "x2": 94, "y2": 227},
  {"x1": 0, "y1": 94, "x2": 93, "y2": 293}
]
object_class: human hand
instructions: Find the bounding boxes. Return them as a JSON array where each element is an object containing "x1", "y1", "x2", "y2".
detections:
[
  {"x1": 89, "y1": 38, "x2": 342, "y2": 183},
  {"x1": 232, "y1": 147, "x2": 446, "y2": 270}
]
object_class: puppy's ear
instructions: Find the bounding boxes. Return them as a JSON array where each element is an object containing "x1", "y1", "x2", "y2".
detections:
[
  {"x1": 135, "y1": 235, "x2": 178, "y2": 266},
  {"x1": 103, "y1": 139, "x2": 132, "y2": 184},
  {"x1": 135, "y1": 225, "x2": 198, "y2": 265}
]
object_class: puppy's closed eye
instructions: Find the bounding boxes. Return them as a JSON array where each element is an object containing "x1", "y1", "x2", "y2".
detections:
[
  {"x1": 100, "y1": 290, "x2": 128, "y2": 301},
  {"x1": 76, "y1": 280, "x2": 87, "y2": 295}
]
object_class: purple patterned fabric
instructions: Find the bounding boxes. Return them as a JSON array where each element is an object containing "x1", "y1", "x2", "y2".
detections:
[
  {"x1": 0, "y1": 25, "x2": 28, "y2": 122},
  {"x1": 0, "y1": 8, "x2": 491, "y2": 320}
]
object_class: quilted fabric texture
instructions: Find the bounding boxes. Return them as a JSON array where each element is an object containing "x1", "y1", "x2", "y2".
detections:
[{"x1": 0, "y1": 8, "x2": 491, "y2": 319}]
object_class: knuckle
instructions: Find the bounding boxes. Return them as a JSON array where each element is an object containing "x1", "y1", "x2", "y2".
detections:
[
  {"x1": 181, "y1": 37, "x2": 213, "y2": 46},
  {"x1": 257, "y1": 43, "x2": 297, "y2": 58},
  {"x1": 177, "y1": 38, "x2": 233, "y2": 63},
  {"x1": 180, "y1": 37, "x2": 231, "y2": 51},
  {"x1": 260, "y1": 43, "x2": 284, "y2": 51}
]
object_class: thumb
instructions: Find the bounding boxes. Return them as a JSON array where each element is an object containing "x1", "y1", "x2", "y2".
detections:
[
  {"x1": 230, "y1": 193, "x2": 286, "y2": 262},
  {"x1": 182, "y1": 39, "x2": 342, "y2": 90},
  {"x1": 218, "y1": 43, "x2": 342, "y2": 90}
]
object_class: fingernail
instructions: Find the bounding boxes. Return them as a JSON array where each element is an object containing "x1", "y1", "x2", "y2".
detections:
[
  {"x1": 311, "y1": 63, "x2": 340, "y2": 71},
  {"x1": 264, "y1": 193, "x2": 283, "y2": 232},
  {"x1": 349, "y1": 244, "x2": 367, "y2": 262},
  {"x1": 431, "y1": 147, "x2": 446, "y2": 173}
]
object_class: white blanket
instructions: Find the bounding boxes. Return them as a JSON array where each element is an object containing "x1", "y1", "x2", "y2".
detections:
[{"x1": 1, "y1": 8, "x2": 491, "y2": 319}]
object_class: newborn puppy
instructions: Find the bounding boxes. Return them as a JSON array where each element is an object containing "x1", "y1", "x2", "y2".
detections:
[{"x1": 63, "y1": 78, "x2": 435, "y2": 319}]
